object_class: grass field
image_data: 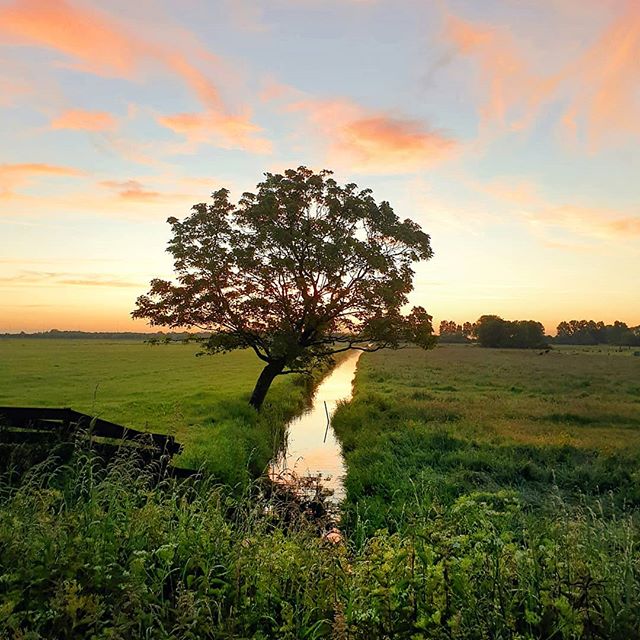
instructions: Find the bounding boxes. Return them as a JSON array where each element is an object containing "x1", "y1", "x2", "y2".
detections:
[
  {"x1": 328, "y1": 344, "x2": 640, "y2": 636},
  {"x1": 1, "y1": 340, "x2": 639, "y2": 638},
  {"x1": 334, "y1": 344, "x2": 640, "y2": 533},
  {"x1": 0, "y1": 338, "x2": 315, "y2": 486}
]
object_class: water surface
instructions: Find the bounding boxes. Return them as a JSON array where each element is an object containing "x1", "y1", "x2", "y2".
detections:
[{"x1": 270, "y1": 350, "x2": 361, "y2": 502}]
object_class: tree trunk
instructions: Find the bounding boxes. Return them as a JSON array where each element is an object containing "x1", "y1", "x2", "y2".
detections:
[{"x1": 249, "y1": 360, "x2": 285, "y2": 410}]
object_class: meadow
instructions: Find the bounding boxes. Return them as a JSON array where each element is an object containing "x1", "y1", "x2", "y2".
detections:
[
  {"x1": 334, "y1": 345, "x2": 640, "y2": 534},
  {"x1": 0, "y1": 338, "x2": 317, "y2": 487},
  {"x1": 1, "y1": 340, "x2": 639, "y2": 638}
]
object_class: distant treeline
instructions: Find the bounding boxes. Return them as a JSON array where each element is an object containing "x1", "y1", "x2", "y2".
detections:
[
  {"x1": 0, "y1": 329, "x2": 204, "y2": 341},
  {"x1": 555, "y1": 320, "x2": 640, "y2": 346},
  {"x1": 439, "y1": 317, "x2": 640, "y2": 348},
  {"x1": 439, "y1": 316, "x2": 547, "y2": 348}
]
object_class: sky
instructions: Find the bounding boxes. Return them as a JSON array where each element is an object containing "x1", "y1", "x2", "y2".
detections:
[{"x1": 0, "y1": 0, "x2": 639, "y2": 334}]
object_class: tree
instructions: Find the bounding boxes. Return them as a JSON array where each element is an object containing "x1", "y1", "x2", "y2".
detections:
[
  {"x1": 473, "y1": 315, "x2": 508, "y2": 347},
  {"x1": 555, "y1": 319, "x2": 640, "y2": 346},
  {"x1": 509, "y1": 320, "x2": 546, "y2": 348},
  {"x1": 438, "y1": 319, "x2": 472, "y2": 344},
  {"x1": 462, "y1": 321, "x2": 476, "y2": 339},
  {"x1": 133, "y1": 167, "x2": 436, "y2": 409},
  {"x1": 473, "y1": 315, "x2": 545, "y2": 348}
]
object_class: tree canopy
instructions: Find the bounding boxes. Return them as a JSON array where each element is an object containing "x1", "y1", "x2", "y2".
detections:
[
  {"x1": 438, "y1": 320, "x2": 476, "y2": 343},
  {"x1": 133, "y1": 167, "x2": 436, "y2": 408},
  {"x1": 555, "y1": 320, "x2": 640, "y2": 346},
  {"x1": 473, "y1": 315, "x2": 546, "y2": 349}
]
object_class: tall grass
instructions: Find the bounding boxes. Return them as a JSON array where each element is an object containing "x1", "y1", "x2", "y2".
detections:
[
  {"x1": 175, "y1": 371, "x2": 319, "y2": 489},
  {"x1": 2, "y1": 344, "x2": 640, "y2": 637},
  {"x1": 1, "y1": 451, "x2": 638, "y2": 638}
]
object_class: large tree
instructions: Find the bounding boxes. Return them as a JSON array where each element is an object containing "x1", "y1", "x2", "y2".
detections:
[{"x1": 133, "y1": 167, "x2": 436, "y2": 409}]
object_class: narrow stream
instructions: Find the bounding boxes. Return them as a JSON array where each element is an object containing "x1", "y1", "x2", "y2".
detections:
[{"x1": 269, "y1": 350, "x2": 361, "y2": 503}]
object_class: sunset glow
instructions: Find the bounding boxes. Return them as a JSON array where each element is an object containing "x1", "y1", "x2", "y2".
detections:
[{"x1": 1, "y1": 0, "x2": 638, "y2": 333}]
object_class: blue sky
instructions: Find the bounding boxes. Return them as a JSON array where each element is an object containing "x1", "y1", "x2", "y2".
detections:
[{"x1": 1, "y1": 0, "x2": 638, "y2": 332}]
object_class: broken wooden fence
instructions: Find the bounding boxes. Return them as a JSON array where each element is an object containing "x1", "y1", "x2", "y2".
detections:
[{"x1": 0, "y1": 406, "x2": 191, "y2": 477}]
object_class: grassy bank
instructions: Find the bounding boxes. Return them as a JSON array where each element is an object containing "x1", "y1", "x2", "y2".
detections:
[
  {"x1": 0, "y1": 339, "x2": 318, "y2": 488},
  {"x1": 1, "y1": 450, "x2": 638, "y2": 639},
  {"x1": 333, "y1": 344, "x2": 640, "y2": 533},
  {"x1": 327, "y1": 344, "x2": 640, "y2": 636}
]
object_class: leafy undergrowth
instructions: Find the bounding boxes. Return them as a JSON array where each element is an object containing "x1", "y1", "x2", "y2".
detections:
[{"x1": 1, "y1": 451, "x2": 639, "y2": 639}]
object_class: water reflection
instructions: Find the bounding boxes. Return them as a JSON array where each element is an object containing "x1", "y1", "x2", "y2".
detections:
[{"x1": 269, "y1": 350, "x2": 361, "y2": 502}]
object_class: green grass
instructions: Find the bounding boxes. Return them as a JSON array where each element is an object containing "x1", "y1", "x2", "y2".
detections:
[
  {"x1": 1, "y1": 449, "x2": 638, "y2": 638},
  {"x1": 0, "y1": 338, "x2": 317, "y2": 487},
  {"x1": 2, "y1": 341, "x2": 640, "y2": 637},
  {"x1": 334, "y1": 344, "x2": 640, "y2": 533}
]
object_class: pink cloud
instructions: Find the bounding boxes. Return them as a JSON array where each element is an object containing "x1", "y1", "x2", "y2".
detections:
[
  {"x1": 541, "y1": 205, "x2": 640, "y2": 239},
  {"x1": 289, "y1": 98, "x2": 456, "y2": 173},
  {"x1": 444, "y1": 14, "x2": 560, "y2": 134},
  {"x1": 562, "y1": 0, "x2": 640, "y2": 149},
  {"x1": 443, "y1": 1, "x2": 640, "y2": 148},
  {"x1": 0, "y1": 162, "x2": 84, "y2": 197},
  {"x1": 99, "y1": 179, "x2": 189, "y2": 202},
  {"x1": 51, "y1": 109, "x2": 117, "y2": 131},
  {"x1": 0, "y1": 0, "x2": 267, "y2": 153},
  {"x1": 0, "y1": 72, "x2": 32, "y2": 106}
]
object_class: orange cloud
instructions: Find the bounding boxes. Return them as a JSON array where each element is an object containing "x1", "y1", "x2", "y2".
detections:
[
  {"x1": 289, "y1": 99, "x2": 456, "y2": 173},
  {"x1": 58, "y1": 278, "x2": 141, "y2": 288},
  {"x1": 259, "y1": 77, "x2": 303, "y2": 104},
  {"x1": 540, "y1": 205, "x2": 640, "y2": 239},
  {"x1": 562, "y1": 0, "x2": 640, "y2": 149},
  {"x1": 99, "y1": 179, "x2": 191, "y2": 203},
  {"x1": 476, "y1": 177, "x2": 640, "y2": 241},
  {"x1": 0, "y1": 162, "x2": 84, "y2": 197},
  {"x1": 444, "y1": 14, "x2": 560, "y2": 133},
  {"x1": 100, "y1": 179, "x2": 163, "y2": 202},
  {"x1": 51, "y1": 109, "x2": 117, "y2": 131},
  {"x1": 0, "y1": 0, "x2": 267, "y2": 153},
  {"x1": 158, "y1": 110, "x2": 272, "y2": 154},
  {"x1": 0, "y1": 0, "x2": 139, "y2": 77},
  {"x1": 0, "y1": 270, "x2": 140, "y2": 288},
  {"x1": 443, "y1": 1, "x2": 640, "y2": 147}
]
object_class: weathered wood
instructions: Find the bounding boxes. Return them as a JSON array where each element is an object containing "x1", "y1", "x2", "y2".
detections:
[
  {"x1": 0, "y1": 430, "x2": 61, "y2": 444},
  {"x1": 0, "y1": 406, "x2": 181, "y2": 455}
]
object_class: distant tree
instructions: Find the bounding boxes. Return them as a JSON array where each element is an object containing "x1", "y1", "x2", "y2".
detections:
[
  {"x1": 438, "y1": 319, "x2": 474, "y2": 343},
  {"x1": 473, "y1": 315, "x2": 508, "y2": 347},
  {"x1": 439, "y1": 320, "x2": 459, "y2": 336},
  {"x1": 554, "y1": 319, "x2": 639, "y2": 346},
  {"x1": 509, "y1": 320, "x2": 546, "y2": 348},
  {"x1": 462, "y1": 321, "x2": 476, "y2": 338},
  {"x1": 133, "y1": 167, "x2": 436, "y2": 409},
  {"x1": 604, "y1": 321, "x2": 634, "y2": 346},
  {"x1": 474, "y1": 315, "x2": 545, "y2": 348}
]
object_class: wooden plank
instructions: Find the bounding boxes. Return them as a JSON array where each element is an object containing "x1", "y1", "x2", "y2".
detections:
[
  {"x1": 0, "y1": 406, "x2": 182, "y2": 455},
  {"x1": 0, "y1": 430, "x2": 61, "y2": 444},
  {"x1": 0, "y1": 407, "x2": 73, "y2": 429}
]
